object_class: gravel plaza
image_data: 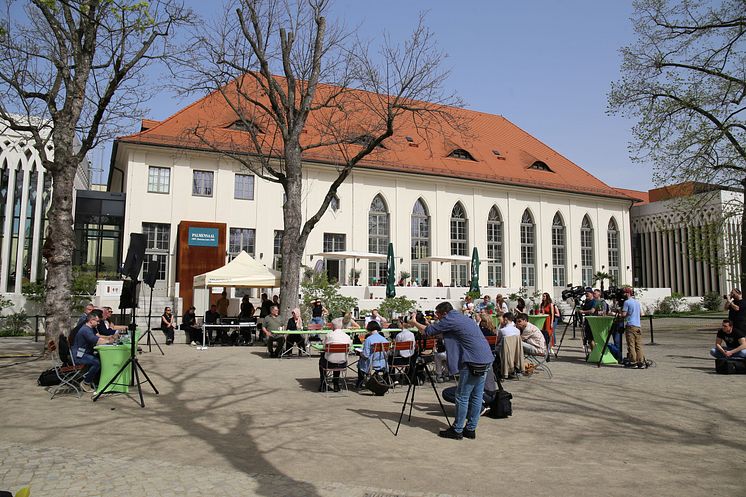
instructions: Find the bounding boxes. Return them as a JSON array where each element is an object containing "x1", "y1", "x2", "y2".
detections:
[{"x1": 1, "y1": 316, "x2": 744, "y2": 497}]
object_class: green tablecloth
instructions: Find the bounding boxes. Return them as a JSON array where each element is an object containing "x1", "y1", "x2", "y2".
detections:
[
  {"x1": 527, "y1": 314, "x2": 549, "y2": 329},
  {"x1": 585, "y1": 316, "x2": 618, "y2": 364},
  {"x1": 95, "y1": 344, "x2": 132, "y2": 393},
  {"x1": 94, "y1": 331, "x2": 141, "y2": 393}
]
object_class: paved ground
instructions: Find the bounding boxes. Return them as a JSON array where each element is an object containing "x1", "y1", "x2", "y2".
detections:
[{"x1": 1, "y1": 317, "x2": 744, "y2": 497}]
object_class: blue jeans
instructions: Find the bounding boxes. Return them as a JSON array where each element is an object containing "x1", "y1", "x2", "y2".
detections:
[
  {"x1": 310, "y1": 317, "x2": 325, "y2": 325},
  {"x1": 710, "y1": 347, "x2": 746, "y2": 359},
  {"x1": 454, "y1": 366, "x2": 488, "y2": 433},
  {"x1": 76, "y1": 353, "x2": 101, "y2": 385}
]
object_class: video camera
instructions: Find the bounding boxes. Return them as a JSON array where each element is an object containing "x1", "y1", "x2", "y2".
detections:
[
  {"x1": 561, "y1": 285, "x2": 586, "y2": 301},
  {"x1": 603, "y1": 286, "x2": 627, "y2": 303}
]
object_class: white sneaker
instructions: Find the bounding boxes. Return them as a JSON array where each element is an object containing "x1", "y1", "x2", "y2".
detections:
[
  {"x1": 190, "y1": 341, "x2": 197, "y2": 346},
  {"x1": 80, "y1": 381, "x2": 94, "y2": 393}
]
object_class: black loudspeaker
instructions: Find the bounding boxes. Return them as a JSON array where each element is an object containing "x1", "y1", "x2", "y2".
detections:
[
  {"x1": 119, "y1": 279, "x2": 141, "y2": 309},
  {"x1": 122, "y1": 233, "x2": 147, "y2": 280},
  {"x1": 143, "y1": 256, "x2": 159, "y2": 288}
]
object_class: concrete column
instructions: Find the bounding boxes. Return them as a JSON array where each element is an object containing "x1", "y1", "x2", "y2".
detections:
[
  {"x1": 673, "y1": 226, "x2": 683, "y2": 294},
  {"x1": 29, "y1": 170, "x2": 45, "y2": 283},
  {"x1": 0, "y1": 166, "x2": 18, "y2": 292},
  {"x1": 13, "y1": 167, "x2": 31, "y2": 294}
]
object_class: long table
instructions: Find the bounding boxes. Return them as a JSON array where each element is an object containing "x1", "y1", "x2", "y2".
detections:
[{"x1": 200, "y1": 322, "x2": 257, "y2": 350}]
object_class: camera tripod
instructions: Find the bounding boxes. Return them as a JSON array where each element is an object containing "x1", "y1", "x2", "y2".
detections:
[
  {"x1": 395, "y1": 340, "x2": 450, "y2": 436},
  {"x1": 137, "y1": 279, "x2": 164, "y2": 355},
  {"x1": 93, "y1": 282, "x2": 159, "y2": 407},
  {"x1": 554, "y1": 298, "x2": 583, "y2": 359}
]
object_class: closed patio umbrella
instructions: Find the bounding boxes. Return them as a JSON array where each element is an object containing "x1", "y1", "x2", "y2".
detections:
[
  {"x1": 469, "y1": 246, "x2": 480, "y2": 294},
  {"x1": 386, "y1": 242, "x2": 396, "y2": 298}
]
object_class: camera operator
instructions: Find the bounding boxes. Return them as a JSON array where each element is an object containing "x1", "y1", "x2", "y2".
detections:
[
  {"x1": 578, "y1": 288, "x2": 596, "y2": 351},
  {"x1": 621, "y1": 287, "x2": 647, "y2": 369},
  {"x1": 408, "y1": 302, "x2": 494, "y2": 440},
  {"x1": 724, "y1": 289, "x2": 745, "y2": 333}
]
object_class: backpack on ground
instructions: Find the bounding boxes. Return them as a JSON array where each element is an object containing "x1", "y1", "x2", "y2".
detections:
[
  {"x1": 715, "y1": 358, "x2": 746, "y2": 374},
  {"x1": 37, "y1": 368, "x2": 61, "y2": 386},
  {"x1": 487, "y1": 376, "x2": 512, "y2": 419}
]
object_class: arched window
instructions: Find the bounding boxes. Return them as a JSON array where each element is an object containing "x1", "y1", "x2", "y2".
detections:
[
  {"x1": 608, "y1": 218, "x2": 620, "y2": 282},
  {"x1": 450, "y1": 202, "x2": 468, "y2": 286},
  {"x1": 581, "y1": 215, "x2": 594, "y2": 286},
  {"x1": 520, "y1": 210, "x2": 536, "y2": 287},
  {"x1": 411, "y1": 198, "x2": 430, "y2": 286},
  {"x1": 552, "y1": 213, "x2": 566, "y2": 286},
  {"x1": 368, "y1": 194, "x2": 389, "y2": 284},
  {"x1": 487, "y1": 206, "x2": 503, "y2": 287}
]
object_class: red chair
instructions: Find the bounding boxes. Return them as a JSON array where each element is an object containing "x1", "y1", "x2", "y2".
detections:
[
  {"x1": 389, "y1": 341, "x2": 415, "y2": 388},
  {"x1": 321, "y1": 343, "x2": 351, "y2": 395}
]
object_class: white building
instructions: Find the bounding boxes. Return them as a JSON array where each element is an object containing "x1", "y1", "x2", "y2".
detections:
[
  {"x1": 108, "y1": 79, "x2": 636, "y2": 308},
  {"x1": 629, "y1": 182, "x2": 743, "y2": 296}
]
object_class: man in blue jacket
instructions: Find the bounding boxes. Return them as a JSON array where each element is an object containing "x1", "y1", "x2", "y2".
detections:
[{"x1": 408, "y1": 302, "x2": 494, "y2": 440}]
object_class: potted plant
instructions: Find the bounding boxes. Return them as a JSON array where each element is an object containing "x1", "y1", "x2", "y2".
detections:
[{"x1": 399, "y1": 270, "x2": 411, "y2": 285}]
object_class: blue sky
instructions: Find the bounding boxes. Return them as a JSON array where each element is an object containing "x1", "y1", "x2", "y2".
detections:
[{"x1": 96, "y1": 0, "x2": 653, "y2": 191}]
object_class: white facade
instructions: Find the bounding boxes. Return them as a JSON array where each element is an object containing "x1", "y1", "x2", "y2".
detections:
[
  {"x1": 631, "y1": 188, "x2": 743, "y2": 296},
  {"x1": 112, "y1": 143, "x2": 634, "y2": 298}
]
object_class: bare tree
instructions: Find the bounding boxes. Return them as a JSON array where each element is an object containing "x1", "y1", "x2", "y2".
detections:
[
  {"x1": 0, "y1": 0, "x2": 193, "y2": 346},
  {"x1": 184, "y1": 0, "x2": 461, "y2": 320},
  {"x1": 609, "y1": 0, "x2": 746, "y2": 289}
]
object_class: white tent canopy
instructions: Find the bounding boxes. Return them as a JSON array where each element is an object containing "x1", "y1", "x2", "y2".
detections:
[
  {"x1": 193, "y1": 251, "x2": 281, "y2": 288},
  {"x1": 311, "y1": 251, "x2": 387, "y2": 260}
]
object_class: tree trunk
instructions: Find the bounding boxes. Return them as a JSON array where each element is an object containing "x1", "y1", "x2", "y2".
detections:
[
  {"x1": 278, "y1": 143, "x2": 307, "y2": 323},
  {"x1": 42, "y1": 152, "x2": 77, "y2": 348}
]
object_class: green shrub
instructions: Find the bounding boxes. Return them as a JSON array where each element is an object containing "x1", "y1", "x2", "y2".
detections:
[
  {"x1": 688, "y1": 302, "x2": 703, "y2": 313},
  {"x1": 702, "y1": 291, "x2": 722, "y2": 311},
  {"x1": 300, "y1": 271, "x2": 358, "y2": 322},
  {"x1": 0, "y1": 310, "x2": 30, "y2": 336},
  {"x1": 378, "y1": 296, "x2": 417, "y2": 319}
]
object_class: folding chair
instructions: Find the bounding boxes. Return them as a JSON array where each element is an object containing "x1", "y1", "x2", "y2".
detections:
[
  {"x1": 389, "y1": 340, "x2": 415, "y2": 388},
  {"x1": 367, "y1": 341, "x2": 392, "y2": 386},
  {"x1": 321, "y1": 343, "x2": 350, "y2": 396},
  {"x1": 525, "y1": 347, "x2": 553, "y2": 379},
  {"x1": 48, "y1": 336, "x2": 86, "y2": 399}
]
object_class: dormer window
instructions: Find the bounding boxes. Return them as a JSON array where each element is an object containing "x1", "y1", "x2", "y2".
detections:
[
  {"x1": 529, "y1": 161, "x2": 553, "y2": 172},
  {"x1": 448, "y1": 148, "x2": 476, "y2": 161},
  {"x1": 228, "y1": 119, "x2": 263, "y2": 134}
]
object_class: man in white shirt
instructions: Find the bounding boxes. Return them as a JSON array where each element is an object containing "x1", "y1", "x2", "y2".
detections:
[
  {"x1": 318, "y1": 324, "x2": 353, "y2": 392},
  {"x1": 390, "y1": 326, "x2": 416, "y2": 383},
  {"x1": 514, "y1": 313, "x2": 547, "y2": 357}
]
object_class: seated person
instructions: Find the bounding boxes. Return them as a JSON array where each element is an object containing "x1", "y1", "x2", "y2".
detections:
[
  {"x1": 710, "y1": 319, "x2": 746, "y2": 360},
  {"x1": 160, "y1": 306, "x2": 176, "y2": 345},
  {"x1": 318, "y1": 323, "x2": 353, "y2": 392},
  {"x1": 95, "y1": 307, "x2": 126, "y2": 337},
  {"x1": 204, "y1": 304, "x2": 220, "y2": 344},
  {"x1": 356, "y1": 320, "x2": 389, "y2": 389},
  {"x1": 476, "y1": 311, "x2": 497, "y2": 336},
  {"x1": 182, "y1": 306, "x2": 203, "y2": 345},
  {"x1": 515, "y1": 313, "x2": 547, "y2": 357},
  {"x1": 285, "y1": 307, "x2": 306, "y2": 356},
  {"x1": 433, "y1": 337, "x2": 450, "y2": 382},
  {"x1": 389, "y1": 323, "x2": 415, "y2": 383},
  {"x1": 263, "y1": 305, "x2": 286, "y2": 358},
  {"x1": 341, "y1": 311, "x2": 361, "y2": 329},
  {"x1": 368, "y1": 309, "x2": 388, "y2": 328},
  {"x1": 71, "y1": 312, "x2": 119, "y2": 392},
  {"x1": 498, "y1": 312, "x2": 523, "y2": 380}
]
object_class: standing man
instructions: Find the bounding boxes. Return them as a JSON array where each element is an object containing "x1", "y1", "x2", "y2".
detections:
[
  {"x1": 408, "y1": 302, "x2": 494, "y2": 440},
  {"x1": 710, "y1": 319, "x2": 746, "y2": 359},
  {"x1": 216, "y1": 290, "x2": 230, "y2": 318},
  {"x1": 724, "y1": 289, "x2": 745, "y2": 332},
  {"x1": 579, "y1": 288, "x2": 597, "y2": 351},
  {"x1": 621, "y1": 287, "x2": 646, "y2": 369}
]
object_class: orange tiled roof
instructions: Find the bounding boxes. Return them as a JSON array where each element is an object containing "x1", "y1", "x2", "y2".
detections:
[
  {"x1": 118, "y1": 74, "x2": 632, "y2": 200},
  {"x1": 613, "y1": 187, "x2": 649, "y2": 205}
]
